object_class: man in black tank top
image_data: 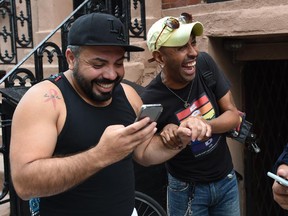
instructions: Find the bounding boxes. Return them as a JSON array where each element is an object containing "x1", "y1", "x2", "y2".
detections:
[{"x1": 9, "y1": 13, "x2": 210, "y2": 216}]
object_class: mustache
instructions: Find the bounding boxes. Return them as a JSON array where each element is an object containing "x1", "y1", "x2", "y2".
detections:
[{"x1": 93, "y1": 76, "x2": 122, "y2": 85}]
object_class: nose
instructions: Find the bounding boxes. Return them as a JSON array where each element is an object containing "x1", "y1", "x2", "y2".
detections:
[
  {"x1": 103, "y1": 66, "x2": 118, "y2": 80},
  {"x1": 187, "y1": 43, "x2": 198, "y2": 57}
]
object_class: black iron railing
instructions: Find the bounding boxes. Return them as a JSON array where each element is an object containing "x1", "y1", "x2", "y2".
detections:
[
  {"x1": 0, "y1": 0, "x2": 146, "y2": 87},
  {"x1": 0, "y1": 0, "x2": 33, "y2": 65}
]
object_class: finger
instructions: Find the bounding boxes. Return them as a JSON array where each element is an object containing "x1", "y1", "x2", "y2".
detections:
[
  {"x1": 277, "y1": 168, "x2": 288, "y2": 179},
  {"x1": 160, "y1": 132, "x2": 181, "y2": 149},
  {"x1": 138, "y1": 127, "x2": 157, "y2": 144},
  {"x1": 160, "y1": 132, "x2": 173, "y2": 145},
  {"x1": 273, "y1": 181, "x2": 288, "y2": 195},
  {"x1": 205, "y1": 124, "x2": 212, "y2": 137},
  {"x1": 161, "y1": 126, "x2": 179, "y2": 144},
  {"x1": 196, "y1": 126, "x2": 207, "y2": 141},
  {"x1": 190, "y1": 124, "x2": 202, "y2": 142},
  {"x1": 135, "y1": 121, "x2": 157, "y2": 140},
  {"x1": 168, "y1": 129, "x2": 180, "y2": 144},
  {"x1": 126, "y1": 117, "x2": 155, "y2": 134},
  {"x1": 161, "y1": 134, "x2": 168, "y2": 145},
  {"x1": 160, "y1": 134, "x2": 174, "y2": 149},
  {"x1": 177, "y1": 127, "x2": 192, "y2": 137},
  {"x1": 195, "y1": 117, "x2": 212, "y2": 138},
  {"x1": 122, "y1": 121, "x2": 157, "y2": 148}
]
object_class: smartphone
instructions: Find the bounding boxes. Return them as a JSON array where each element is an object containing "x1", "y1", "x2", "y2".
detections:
[
  {"x1": 267, "y1": 171, "x2": 288, "y2": 187},
  {"x1": 135, "y1": 104, "x2": 163, "y2": 122}
]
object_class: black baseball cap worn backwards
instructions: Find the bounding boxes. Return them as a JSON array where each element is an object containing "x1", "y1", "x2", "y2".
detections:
[{"x1": 68, "y1": 13, "x2": 144, "y2": 52}]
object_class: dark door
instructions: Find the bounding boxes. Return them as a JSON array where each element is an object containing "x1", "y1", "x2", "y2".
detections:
[{"x1": 243, "y1": 60, "x2": 288, "y2": 216}]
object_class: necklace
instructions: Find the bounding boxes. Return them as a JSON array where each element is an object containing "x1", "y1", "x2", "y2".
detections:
[{"x1": 165, "y1": 80, "x2": 194, "y2": 108}]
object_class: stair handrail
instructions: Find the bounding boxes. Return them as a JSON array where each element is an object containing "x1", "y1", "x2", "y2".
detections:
[{"x1": 0, "y1": 0, "x2": 90, "y2": 85}]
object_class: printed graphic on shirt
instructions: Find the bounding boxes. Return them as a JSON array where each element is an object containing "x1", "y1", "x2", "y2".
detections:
[
  {"x1": 29, "y1": 197, "x2": 40, "y2": 216},
  {"x1": 50, "y1": 73, "x2": 62, "y2": 82},
  {"x1": 176, "y1": 93, "x2": 220, "y2": 157}
]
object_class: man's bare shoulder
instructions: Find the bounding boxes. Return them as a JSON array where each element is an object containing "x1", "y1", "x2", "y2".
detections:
[
  {"x1": 16, "y1": 80, "x2": 64, "y2": 113},
  {"x1": 121, "y1": 82, "x2": 143, "y2": 114}
]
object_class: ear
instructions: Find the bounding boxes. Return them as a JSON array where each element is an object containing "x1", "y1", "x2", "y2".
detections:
[
  {"x1": 153, "y1": 51, "x2": 164, "y2": 64},
  {"x1": 65, "y1": 49, "x2": 76, "y2": 70}
]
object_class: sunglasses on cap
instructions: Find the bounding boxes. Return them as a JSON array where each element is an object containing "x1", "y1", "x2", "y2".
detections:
[{"x1": 154, "y1": 13, "x2": 194, "y2": 51}]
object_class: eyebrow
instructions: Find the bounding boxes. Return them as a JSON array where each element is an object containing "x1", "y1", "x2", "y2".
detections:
[{"x1": 89, "y1": 56, "x2": 125, "y2": 63}]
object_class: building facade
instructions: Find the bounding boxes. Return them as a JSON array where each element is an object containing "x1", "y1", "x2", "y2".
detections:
[{"x1": 1, "y1": 0, "x2": 288, "y2": 215}]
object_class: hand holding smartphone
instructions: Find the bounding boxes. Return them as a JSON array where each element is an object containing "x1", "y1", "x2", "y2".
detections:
[
  {"x1": 267, "y1": 171, "x2": 288, "y2": 187},
  {"x1": 135, "y1": 104, "x2": 163, "y2": 122}
]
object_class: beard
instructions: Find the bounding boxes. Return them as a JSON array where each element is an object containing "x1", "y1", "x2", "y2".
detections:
[{"x1": 72, "y1": 64, "x2": 123, "y2": 102}]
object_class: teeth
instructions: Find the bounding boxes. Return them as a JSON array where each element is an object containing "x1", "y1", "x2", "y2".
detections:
[
  {"x1": 98, "y1": 83, "x2": 113, "y2": 89},
  {"x1": 184, "y1": 62, "x2": 196, "y2": 67}
]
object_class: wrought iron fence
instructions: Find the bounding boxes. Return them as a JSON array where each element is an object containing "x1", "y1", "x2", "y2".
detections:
[
  {"x1": 0, "y1": 0, "x2": 33, "y2": 65},
  {"x1": 0, "y1": 0, "x2": 146, "y2": 87}
]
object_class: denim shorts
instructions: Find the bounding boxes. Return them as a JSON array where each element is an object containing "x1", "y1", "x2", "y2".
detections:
[{"x1": 167, "y1": 170, "x2": 240, "y2": 216}]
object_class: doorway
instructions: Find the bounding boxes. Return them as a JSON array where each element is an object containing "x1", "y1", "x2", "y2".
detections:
[{"x1": 243, "y1": 60, "x2": 288, "y2": 216}]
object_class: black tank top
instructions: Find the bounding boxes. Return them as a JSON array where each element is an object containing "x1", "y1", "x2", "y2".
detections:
[{"x1": 40, "y1": 73, "x2": 136, "y2": 216}]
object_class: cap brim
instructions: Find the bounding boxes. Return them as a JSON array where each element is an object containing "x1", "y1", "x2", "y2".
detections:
[
  {"x1": 75, "y1": 43, "x2": 144, "y2": 52},
  {"x1": 122, "y1": 45, "x2": 144, "y2": 52},
  {"x1": 163, "y1": 22, "x2": 203, "y2": 47}
]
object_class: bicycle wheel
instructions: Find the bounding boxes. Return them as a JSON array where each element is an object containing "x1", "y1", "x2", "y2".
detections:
[{"x1": 135, "y1": 191, "x2": 167, "y2": 216}]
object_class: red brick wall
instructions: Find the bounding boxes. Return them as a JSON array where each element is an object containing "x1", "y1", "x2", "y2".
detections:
[{"x1": 162, "y1": 0, "x2": 202, "y2": 9}]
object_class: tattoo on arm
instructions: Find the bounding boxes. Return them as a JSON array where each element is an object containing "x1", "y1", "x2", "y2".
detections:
[{"x1": 44, "y1": 89, "x2": 61, "y2": 108}]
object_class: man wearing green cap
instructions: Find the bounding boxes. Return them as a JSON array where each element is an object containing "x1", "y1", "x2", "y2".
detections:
[{"x1": 142, "y1": 13, "x2": 241, "y2": 216}]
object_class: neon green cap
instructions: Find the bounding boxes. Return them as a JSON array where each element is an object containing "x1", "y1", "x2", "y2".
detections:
[{"x1": 147, "y1": 16, "x2": 203, "y2": 52}]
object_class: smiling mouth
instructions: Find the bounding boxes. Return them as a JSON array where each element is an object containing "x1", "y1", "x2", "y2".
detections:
[
  {"x1": 184, "y1": 61, "x2": 196, "y2": 67},
  {"x1": 96, "y1": 82, "x2": 114, "y2": 89}
]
